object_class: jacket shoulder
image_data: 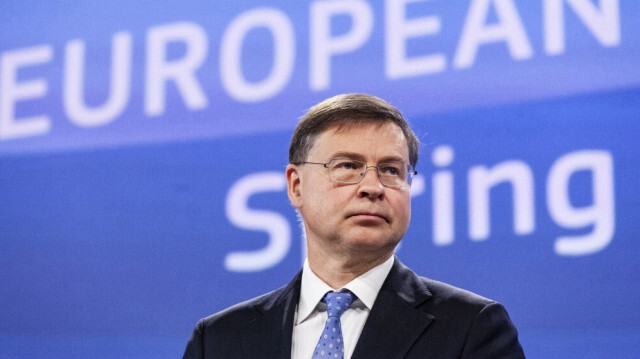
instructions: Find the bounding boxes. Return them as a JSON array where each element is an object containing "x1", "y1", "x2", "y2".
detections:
[
  {"x1": 422, "y1": 276, "x2": 495, "y2": 309},
  {"x1": 417, "y1": 278, "x2": 525, "y2": 358},
  {"x1": 197, "y1": 279, "x2": 295, "y2": 332},
  {"x1": 183, "y1": 273, "x2": 301, "y2": 359},
  {"x1": 390, "y1": 259, "x2": 495, "y2": 312}
]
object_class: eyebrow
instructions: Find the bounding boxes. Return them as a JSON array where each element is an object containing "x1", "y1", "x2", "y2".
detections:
[{"x1": 328, "y1": 151, "x2": 407, "y2": 164}]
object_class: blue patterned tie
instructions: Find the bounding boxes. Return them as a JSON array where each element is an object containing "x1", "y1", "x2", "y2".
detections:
[{"x1": 312, "y1": 290, "x2": 355, "y2": 359}]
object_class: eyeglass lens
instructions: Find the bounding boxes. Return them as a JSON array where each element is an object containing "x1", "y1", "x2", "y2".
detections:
[{"x1": 327, "y1": 159, "x2": 412, "y2": 187}]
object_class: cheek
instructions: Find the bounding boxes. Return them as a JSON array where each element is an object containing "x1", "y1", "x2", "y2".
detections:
[
  {"x1": 304, "y1": 186, "x2": 337, "y2": 216},
  {"x1": 309, "y1": 180, "x2": 350, "y2": 206},
  {"x1": 316, "y1": 190, "x2": 347, "y2": 215},
  {"x1": 300, "y1": 175, "x2": 326, "y2": 207},
  {"x1": 394, "y1": 195, "x2": 412, "y2": 224}
]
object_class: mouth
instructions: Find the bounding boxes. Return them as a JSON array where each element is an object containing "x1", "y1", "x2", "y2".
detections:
[{"x1": 347, "y1": 212, "x2": 389, "y2": 223}]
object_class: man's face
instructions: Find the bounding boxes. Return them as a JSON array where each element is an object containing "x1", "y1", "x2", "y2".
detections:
[{"x1": 287, "y1": 121, "x2": 412, "y2": 262}]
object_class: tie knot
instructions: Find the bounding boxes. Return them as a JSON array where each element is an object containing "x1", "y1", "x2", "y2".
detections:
[{"x1": 323, "y1": 291, "x2": 354, "y2": 318}]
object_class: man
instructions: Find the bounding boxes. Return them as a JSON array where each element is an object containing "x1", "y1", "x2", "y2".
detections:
[{"x1": 183, "y1": 94, "x2": 525, "y2": 358}]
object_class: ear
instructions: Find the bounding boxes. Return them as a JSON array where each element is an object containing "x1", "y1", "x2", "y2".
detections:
[{"x1": 286, "y1": 164, "x2": 303, "y2": 208}]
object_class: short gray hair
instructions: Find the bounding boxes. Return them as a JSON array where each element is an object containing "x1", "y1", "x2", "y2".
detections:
[{"x1": 288, "y1": 93, "x2": 419, "y2": 168}]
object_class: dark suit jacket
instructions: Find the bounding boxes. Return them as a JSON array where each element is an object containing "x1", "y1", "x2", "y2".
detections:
[{"x1": 183, "y1": 258, "x2": 525, "y2": 358}]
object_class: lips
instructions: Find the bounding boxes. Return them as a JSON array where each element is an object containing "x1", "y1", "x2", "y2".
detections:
[{"x1": 347, "y1": 211, "x2": 389, "y2": 223}]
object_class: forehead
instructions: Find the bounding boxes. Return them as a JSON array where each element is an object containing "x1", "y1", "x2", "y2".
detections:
[{"x1": 310, "y1": 122, "x2": 409, "y2": 161}]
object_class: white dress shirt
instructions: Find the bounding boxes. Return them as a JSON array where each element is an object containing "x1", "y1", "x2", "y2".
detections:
[{"x1": 291, "y1": 255, "x2": 395, "y2": 359}]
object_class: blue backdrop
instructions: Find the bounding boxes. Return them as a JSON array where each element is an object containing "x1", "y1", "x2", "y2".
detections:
[{"x1": 1, "y1": 1, "x2": 639, "y2": 357}]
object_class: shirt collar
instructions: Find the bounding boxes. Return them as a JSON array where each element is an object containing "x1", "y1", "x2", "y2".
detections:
[{"x1": 296, "y1": 255, "x2": 395, "y2": 324}]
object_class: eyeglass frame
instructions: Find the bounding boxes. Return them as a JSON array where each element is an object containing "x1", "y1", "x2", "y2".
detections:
[{"x1": 298, "y1": 158, "x2": 417, "y2": 188}]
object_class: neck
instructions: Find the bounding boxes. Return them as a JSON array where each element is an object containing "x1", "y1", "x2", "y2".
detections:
[{"x1": 307, "y1": 246, "x2": 394, "y2": 289}]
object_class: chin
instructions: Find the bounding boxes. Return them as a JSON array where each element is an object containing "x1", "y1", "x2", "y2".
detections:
[{"x1": 344, "y1": 233, "x2": 400, "y2": 253}]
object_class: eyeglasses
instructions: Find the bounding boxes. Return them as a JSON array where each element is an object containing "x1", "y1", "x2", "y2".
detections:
[{"x1": 301, "y1": 159, "x2": 417, "y2": 188}]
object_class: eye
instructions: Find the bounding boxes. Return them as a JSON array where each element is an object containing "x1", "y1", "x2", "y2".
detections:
[
  {"x1": 379, "y1": 163, "x2": 404, "y2": 177},
  {"x1": 331, "y1": 159, "x2": 362, "y2": 170}
]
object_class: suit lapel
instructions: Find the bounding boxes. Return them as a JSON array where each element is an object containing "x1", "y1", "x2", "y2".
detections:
[
  {"x1": 352, "y1": 259, "x2": 434, "y2": 359},
  {"x1": 277, "y1": 275, "x2": 299, "y2": 359}
]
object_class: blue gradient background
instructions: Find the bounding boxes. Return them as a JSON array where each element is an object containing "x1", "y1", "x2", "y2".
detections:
[{"x1": 1, "y1": 1, "x2": 639, "y2": 357}]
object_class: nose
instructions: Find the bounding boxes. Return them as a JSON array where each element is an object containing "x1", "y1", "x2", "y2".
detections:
[{"x1": 357, "y1": 166, "x2": 385, "y2": 199}]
